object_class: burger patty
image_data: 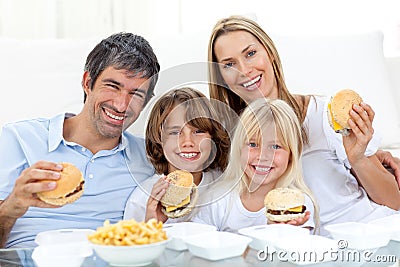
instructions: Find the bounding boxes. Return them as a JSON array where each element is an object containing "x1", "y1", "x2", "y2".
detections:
[
  {"x1": 65, "y1": 181, "x2": 84, "y2": 198},
  {"x1": 267, "y1": 205, "x2": 306, "y2": 215}
]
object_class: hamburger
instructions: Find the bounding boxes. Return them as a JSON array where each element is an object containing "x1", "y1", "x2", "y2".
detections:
[
  {"x1": 264, "y1": 188, "x2": 306, "y2": 222},
  {"x1": 327, "y1": 89, "x2": 363, "y2": 136},
  {"x1": 37, "y1": 162, "x2": 84, "y2": 206},
  {"x1": 160, "y1": 170, "x2": 198, "y2": 219}
]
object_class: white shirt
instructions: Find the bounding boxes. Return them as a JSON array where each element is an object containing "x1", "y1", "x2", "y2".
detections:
[
  {"x1": 123, "y1": 169, "x2": 222, "y2": 223},
  {"x1": 192, "y1": 189, "x2": 315, "y2": 233},
  {"x1": 302, "y1": 96, "x2": 398, "y2": 235}
]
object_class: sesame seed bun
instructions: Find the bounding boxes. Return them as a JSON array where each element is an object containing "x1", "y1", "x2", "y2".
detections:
[
  {"x1": 328, "y1": 89, "x2": 363, "y2": 136},
  {"x1": 160, "y1": 170, "x2": 198, "y2": 219},
  {"x1": 264, "y1": 188, "x2": 306, "y2": 222},
  {"x1": 37, "y1": 162, "x2": 84, "y2": 206}
]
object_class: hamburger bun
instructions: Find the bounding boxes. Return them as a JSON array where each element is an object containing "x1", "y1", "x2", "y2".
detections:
[
  {"x1": 37, "y1": 162, "x2": 84, "y2": 206},
  {"x1": 328, "y1": 89, "x2": 363, "y2": 136},
  {"x1": 264, "y1": 187, "x2": 306, "y2": 222},
  {"x1": 160, "y1": 170, "x2": 198, "y2": 219}
]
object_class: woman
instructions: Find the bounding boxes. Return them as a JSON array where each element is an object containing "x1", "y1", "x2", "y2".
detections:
[{"x1": 207, "y1": 15, "x2": 400, "y2": 234}]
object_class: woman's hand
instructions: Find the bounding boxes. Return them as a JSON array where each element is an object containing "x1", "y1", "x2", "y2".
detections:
[
  {"x1": 145, "y1": 177, "x2": 169, "y2": 223},
  {"x1": 343, "y1": 102, "x2": 374, "y2": 165}
]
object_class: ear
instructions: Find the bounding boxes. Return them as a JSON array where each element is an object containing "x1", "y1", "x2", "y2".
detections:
[{"x1": 82, "y1": 71, "x2": 92, "y2": 95}]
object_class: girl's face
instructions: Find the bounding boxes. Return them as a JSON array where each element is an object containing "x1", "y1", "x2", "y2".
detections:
[
  {"x1": 240, "y1": 124, "x2": 290, "y2": 191},
  {"x1": 161, "y1": 104, "x2": 213, "y2": 174},
  {"x1": 214, "y1": 30, "x2": 278, "y2": 103}
]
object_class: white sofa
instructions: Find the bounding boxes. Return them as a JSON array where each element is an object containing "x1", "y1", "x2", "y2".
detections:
[{"x1": 1, "y1": 30, "x2": 400, "y2": 155}]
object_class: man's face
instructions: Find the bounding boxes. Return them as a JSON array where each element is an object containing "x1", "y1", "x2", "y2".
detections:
[{"x1": 83, "y1": 66, "x2": 151, "y2": 139}]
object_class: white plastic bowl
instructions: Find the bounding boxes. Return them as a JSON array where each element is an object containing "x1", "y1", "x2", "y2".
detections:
[
  {"x1": 32, "y1": 243, "x2": 92, "y2": 267},
  {"x1": 35, "y1": 228, "x2": 95, "y2": 245},
  {"x1": 91, "y1": 239, "x2": 169, "y2": 266},
  {"x1": 163, "y1": 222, "x2": 217, "y2": 251},
  {"x1": 325, "y1": 222, "x2": 392, "y2": 250},
  {"x1": 238, "y1": 224, "x2": 310, "y2": 252},
  {"x1": 33, "y1": 228, "x2": 94, "y2": 267},
  {"x1": 370, "y1": 214, "x2": 400, "y2": 242},
  {"x1": 184, "y1": 231, "x2": 251, "y2": 261}
]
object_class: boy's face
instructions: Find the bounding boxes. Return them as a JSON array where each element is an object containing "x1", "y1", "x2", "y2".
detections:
[
  {"x1": 83, "y1": 66, "x2": 150, "y2": 139},
  {"x1": 161, "y1": 104, "x2": 213, "y2": 174}
]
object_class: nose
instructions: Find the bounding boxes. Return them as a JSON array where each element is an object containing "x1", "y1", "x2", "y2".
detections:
[
  {"x1": 180, "y1": 130, "x2": 195, "y2": 148},
  {"x1": 238, "y1": 60, "x2": 252, "y2": 76},
  {"x1": 257, "y1": 145, "x2": 274, "y2": 161},
  {"x1": 114, "y1": 92, "x2": 131, "y2": 113}
]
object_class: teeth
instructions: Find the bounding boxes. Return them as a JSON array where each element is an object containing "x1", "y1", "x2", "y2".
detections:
[
  {"x1": 242, "y1": 75, "x2": 261, "y2": 88},
  {"x1": 179, "y1": 153, "x2": 198, "y2": 159},
  {"x1": 255, "y1": 166, "x2": 271, "y2": 172},
  {"x1": 105, "y1": 110, "x2": 124, "y2": 121}
]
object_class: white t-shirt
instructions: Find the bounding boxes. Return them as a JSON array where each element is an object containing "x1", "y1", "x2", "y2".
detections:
[
  {"x1": 192, "y1": 189, "x2": 315, "y2": 233},
  {"x1": 302, "y1": 96, "x2": 398, "y2": 235},
  {"x1": 123, "y1": 169, "x2": 222, "y2": 223}
]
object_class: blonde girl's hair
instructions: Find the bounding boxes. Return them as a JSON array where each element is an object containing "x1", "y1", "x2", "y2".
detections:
[
  {"x1": 145, "y1": 87, "x2": 230, "y2": 175},
  {"x1": 207, "y1": 15, "x2": 308, "y2": 143},
  {"x1": 219, "y1": 98, "x2": 319, "y2": 231}
]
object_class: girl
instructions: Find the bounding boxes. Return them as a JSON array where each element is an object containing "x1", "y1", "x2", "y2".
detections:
[
  {"x1": 193, "y1": 98, "x2": 319, "y2": 233},
  {"x1": 207, "y1": 15, "x2": 400, "y2": 234},
  {"x1": 124, "y1": 87, "x2": 230, "y2": 223}
]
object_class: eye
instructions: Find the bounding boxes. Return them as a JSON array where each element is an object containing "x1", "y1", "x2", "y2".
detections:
[
  {"x1": 223, "y1": 62, "x2": 234, "y2": 69},
  {"x1": 247, "y1": 50, "x2": 256, "y2": 57},
  {"x1": 131, "y1": 90, "x2": 145, "y2": 99},
  {"x1": 270, "y1": 144, "x2": 281, "y2": 150},
  {"x1": 168, "y1": 131, "x2": 180, "y2": 136},
  {"x1": 248, "y1": 142, "x2": 258, "y2": 148},
  {"x1": 105, "y1": 83, "x2": 119, "y2": 89},
  {"x1": 194, "y1": 129, "x2": 207, "y2": 134}
]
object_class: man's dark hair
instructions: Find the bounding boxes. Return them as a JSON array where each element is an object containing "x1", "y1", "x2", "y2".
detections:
[{"x1": 83, "y1": 32, "x2": 160, "y2": 105}]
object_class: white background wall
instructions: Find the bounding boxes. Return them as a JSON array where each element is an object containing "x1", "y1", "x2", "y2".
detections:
[{"x1": 0, "y1": 0, "x2": 400, "y2": 56}]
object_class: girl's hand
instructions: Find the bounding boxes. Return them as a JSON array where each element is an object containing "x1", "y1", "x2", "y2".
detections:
[
  {"x1": 145, "y1": 177, "x2": 169, "y2": 223},
  {"x1": 343, "y1": 102, "x2": 374, "y2": 165},
  {"x1": 268, "y1": 211, "x2": 311, "y2": 226}
]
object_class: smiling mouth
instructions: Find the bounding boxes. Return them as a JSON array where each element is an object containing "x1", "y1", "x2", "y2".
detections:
[
  {"x1": 254, "y1": 166, "x2": 272, "y2": 173},
  {"x1": 104, "y1": 109, "x2": 125, "y2": 121},
  {"x1": 242, "y1": 75, "x2": 261, "y2": 88},
  {"x1": 179, "y1": 152, "x2": 199, "y2": 159}
]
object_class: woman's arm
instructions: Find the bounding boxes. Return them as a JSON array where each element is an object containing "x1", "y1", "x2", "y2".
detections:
[{"x1": 345, "y1": 103, "x2": 400, "y2": 210}]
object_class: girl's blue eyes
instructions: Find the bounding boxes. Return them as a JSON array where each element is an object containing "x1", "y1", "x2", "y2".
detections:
[{"x1": 248, "y1": 143, "x2": 281, "y2": 149}]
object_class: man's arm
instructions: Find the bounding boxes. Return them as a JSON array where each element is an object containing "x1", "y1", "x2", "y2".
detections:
[
  {"x1": 0, "y1": 200, "x2": 18, "y2": 248},
  {"x1": 0, "y1": 161, "x2": 63, "y2": 248}
]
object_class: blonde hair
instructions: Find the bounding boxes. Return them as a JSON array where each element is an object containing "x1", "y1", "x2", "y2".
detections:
[
  {"x1": 219, "y1": 98, "x2": 319, "y2": 231},
  {"x1": 145, "y1": 87, "x2": 230, "y2": 174},
  {"x1": 208, "y1": 15, "x2": 308, "y2": 143}
]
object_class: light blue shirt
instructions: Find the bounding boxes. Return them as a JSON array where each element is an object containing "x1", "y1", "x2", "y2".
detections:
[{"x1": 0, "y1": 113, "x2": 154, "y2": 248}]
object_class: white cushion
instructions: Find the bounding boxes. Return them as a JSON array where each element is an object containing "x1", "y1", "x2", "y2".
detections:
[{"x1": 270, "y1": 31, "x2": 400, "y2": 148}]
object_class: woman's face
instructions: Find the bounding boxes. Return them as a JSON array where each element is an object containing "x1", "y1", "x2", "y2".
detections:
[
  {"x1": 161, "y1": 104, "x2": 213, "y2": 174},
  {"x1": 214, "y1": 30, "x2": 278, "y2": 103},
  {"x1": 240, "y1": 125, "x2": 289, "y2": 192}
]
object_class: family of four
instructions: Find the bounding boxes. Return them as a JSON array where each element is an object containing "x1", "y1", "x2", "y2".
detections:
[{"x1": 1, "y1": 15, "x2": 399, "y2": 249}]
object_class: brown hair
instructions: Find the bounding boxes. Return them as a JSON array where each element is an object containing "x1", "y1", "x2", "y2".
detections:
[
  {"x1": 145, "y1": 87, "x2": 230, "y2": 174},
  {"x1": 208, "y1": 15, "x2": 308, "y2": 143}
]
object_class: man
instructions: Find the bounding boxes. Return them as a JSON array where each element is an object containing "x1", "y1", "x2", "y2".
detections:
[{"x1": 0, "y1": 32, "x2": 159, "y2": 248}]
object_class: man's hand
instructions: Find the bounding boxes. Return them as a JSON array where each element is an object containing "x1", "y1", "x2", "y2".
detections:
[
  {"x1": 376, "y1": 150, "x2": 400, "y2": 188},
  {"x1": 3, "y1": 161, "x2": 63, "y2": 218}
]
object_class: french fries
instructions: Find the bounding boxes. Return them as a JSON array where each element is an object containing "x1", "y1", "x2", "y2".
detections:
[{"x1": 88, "y1": 219, "x2": 168, "y2": 246}]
